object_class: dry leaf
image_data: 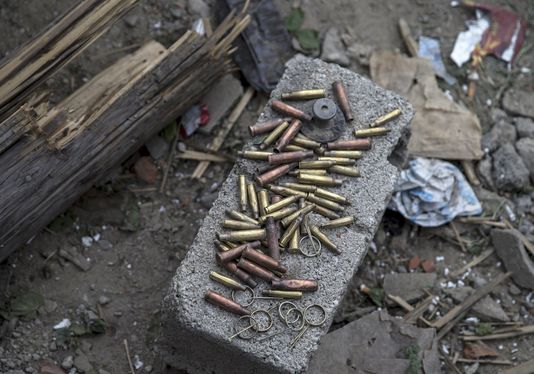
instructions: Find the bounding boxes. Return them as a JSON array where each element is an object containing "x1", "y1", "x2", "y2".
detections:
[{"x1": 464, "y1": 342, "x2": 499, "y2": 359}]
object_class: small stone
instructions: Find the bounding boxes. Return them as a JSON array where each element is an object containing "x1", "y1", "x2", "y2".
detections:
[
  {"x1": 515, "y1": 117, "x2": 534, "y2": 138},
  {"x1": 113, "y1": 311, "x2": 123, "y2": 317},
  {"x1": 177, "y1": 142, "x2": 187, "y2": 152},
  {"x1": 408, "y1": 256, "x2": 421, "y2": 270},
  {"x1": 73, "y1": 350, "x2": 93, "y2": 372},
  {"x1": 39, "y1": 362, "x2": 66, "y2": 374},
  {"x1": 514, "y1": 195, "x2": 533, "y2": 215},
  {"x1": 476, "y1": 155, "x2": 494, "y2": 189},
  {"x1": 481, "y1": 119, "x2": 516, "y2": 152},
  {"x1": 490, "y1": 108, "x2": 508, "y2": 123},
  {"x1": 346, "y1": 43, "x2": 374, "y2": 66},
  {"x1": 49, "y1": 341, "x2": 57, "y2": 352},
  {"x1": 492, "y1": 144, "x2": 530, "y2": 191},
  {"x1": 59, "y1": 248, "x2": 91, "y2": 272},
  {"x1": 81, "y1": 236, "x2": 93, "y2": 248},
  {"x1": 145, "y1": 135, "x2": 169, "y2": 160},
  {"x1": 509, "y1": 284, "x2": 521, "y2": 296},
  {"x1": 144, "y1": 365, "x2": 153, "y2": 372},
  {"x1": 98, "y1": 240, "x2": 113, "y2": 251},
  {"x1": 503, "y1": 87, "x2": 534, "y2": 118},
  {"x1": 446, "y1": 287, "x2": 509, "y2": 321},
  {"x1": 124, "y1": 14, "x2": 139, "y2": 28},
  {"x1": 187, "y1": 0, "x2": 210, "y2": 17},
  {"x1": 320, "y1": 27, "x2": 349, "y2": 66},
  {"x1": 61, "y1": 356, "x2": 74, "y2": 370},
  {"x1": 516, "y1": 137, "x2": 534, "y2": 182},
  {"x1": 98, "y1": 296, "x2": 110, "y2": 306},
  {"x1": 383, "y1": 273, "x2": 437, "y2": 303},
  {"x1": 421, "y1": 259, "x2": 436, "y2": 273},
  {"x1": 492, "y1": 229, "x2": 534, "y2": 290},
  {"x1": 134, "y1": 156, "x2": 158, "y2": 184}
]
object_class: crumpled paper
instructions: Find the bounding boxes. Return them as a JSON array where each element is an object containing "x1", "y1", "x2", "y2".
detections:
[
  {"x1": 388, "y1": 158, "x2": 482, "y2": 227},
  {"x1": 370, "y1": 50, "x2": 483, "y2": 160},
  {"x1": 450, "y1": 10, "x2": 490, "y2": 67}
]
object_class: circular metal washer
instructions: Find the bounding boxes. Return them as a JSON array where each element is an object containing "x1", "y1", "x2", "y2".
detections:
[
  {"x1": 232, "y1": 315, "x2": 258, "y2": 340},
  {"x1": 231, "y1": 286, "x2": 255, "y2": 307},
  {"x1": 313, "y1": 98, "x2": 337, "y2": 120},
  {"x1": 299, "y1": 235, "x2": 322, "y2": 257}
]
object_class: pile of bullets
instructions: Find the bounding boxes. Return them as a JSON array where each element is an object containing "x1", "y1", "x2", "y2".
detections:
[{"x1": 204, "y1": 81, "x2": 401, "y2": 344}]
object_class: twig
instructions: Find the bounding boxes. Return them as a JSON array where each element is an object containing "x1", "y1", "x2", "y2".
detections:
[
  {"x1": 123, "y1": 339, "x2": 135, "y2": 374},
  {"x1": 499, "y1": 358, "x2": 534, "y2": 374},
  {"x1": 432, "y1": 272, "x2": 512, "y2": 329},
  {"x1": 386, "y1": 294, "x2": 432, "y2": 327},
  {"x1": 457, "y1": 217, "x2": 507, "y2": 228},
  {"x1": 160, "y1": 134, "x2": 179, "y2": 193},
  {"x1": 128, "y1": 187, "x2": 157, "y2": 193},
  {"x1": 461, "y1": 325, "x2": 534, "y2": 341},
  {"x1": 449, "y1": 249, "x2": 494, "y2": 278},
  {"x1": 192, "y1": 87, "x2": 255, "y2": 179},
  {"x1": 456, "y1": 358, "x2": 513, "y2": 365},
  {"x1": 450, "y1": 221, "x2": 467, "y2": 253},
  {"x1": 398, "y1": 19, "x2": 418, "y2": 57},
  {"x1": 404, "y1": 295, "x2": 434, "y2": 324},
  {"x1": 461, "y1": 160, "x2": 481, "y2": 187}
]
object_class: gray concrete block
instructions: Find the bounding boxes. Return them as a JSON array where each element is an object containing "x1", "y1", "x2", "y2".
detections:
[{"x1": 160, "y1": 55, "x2": 414, "y2": 374}]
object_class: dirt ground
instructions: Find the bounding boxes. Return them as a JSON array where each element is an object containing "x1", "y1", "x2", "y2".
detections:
[{"x1": 0, "y1": 0, "x2": 533, "y2": 373}]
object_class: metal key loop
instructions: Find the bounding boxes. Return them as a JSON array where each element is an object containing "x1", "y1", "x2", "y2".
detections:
[
  {"x1": 228, "y1": 306, "x2": 275, "y2": 341},
  {"x1": 231, "y1": 286, "x2": 284, "y2": 307},
  {"x1": 299, "y1": 235, "x2": 322, "y2": 257},
  {"x1": 289, "y1": 304, "x2": 327, "y2": 349}
]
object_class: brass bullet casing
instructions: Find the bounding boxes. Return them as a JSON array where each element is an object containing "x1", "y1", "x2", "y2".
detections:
[
  {"x1": 266, "y1": 185, "x2": 308, "y2": 198},
  {"x1": 281, "y1": 89, "x2": 326, "y2": 101},
  {"x1": 310, "y1": 225, "x2": 340, "y2": 254},
  {"x1": 247, "y1": 183, "x2": 259, "y2": 219},
  {"x1": 222, "y1": 219, "x2": 260, "y2": 230},
  {"x1": 209, "y1": 271, "x2": 246, "y2": 291},
  {"x1": 262, "y1": 290, "x2": 302, "y2": 299},
  {"x1": 219, "y1": 260, "x2": 257, "y2": 288},
  {"x1": 281, "y1": 204, "x2": 315, "y2": 228},
  {"x1": 255, "y1": 163, "x2": 297, "y2": 186},
  {"x1": 217, "y1": 229, "x2": 266, "y2": 242},
  {"x1": 298, "y1": 198, "x2": 308, "y2": 235},
  {"x1": 264, "y1": 195, "x2": 299, "y2": 215},
  {"x1": 354, "y1": 127, "x2": 391, "y2": 138},
  {"x1": 298, "y1": 173, "x2": 343, "y2": 187},
  {"x1": 332, "y1": 81, "x2": 353, "y2": 121},
  {"x1": 259, "y1": 206, "x2": 298, "y2": 223},
  {"x1": 329, "y1": 165, "x2": 361, "y2": 177},
  {"x1": 285, "y1": 144, "x2": 307, "y2": 152},
  {"x1": 280, "y1": 182, "x2": 316, "y2": 193},
  {"x1": 306, "y1": 193, "x2": 344, "y2": 212},
  {"x1": 268, "y1": 150, "x2": 314, "y2": 165},
  {"x1": 288, "y1": 230, "x2": 300, "y2": 253},
  {"x1": 271, "y1": 279, "x2": 318, "y2": 292},
  {"x1": 370, "y1": 108, "x2": 402, "y2": 127},
  {"x1": 279, "y1": 218, "x2": 302, "y2": 247},
  {"x1": 320, "y1": 216, "x2": 354, "y2": 229},
  {"x1": 225, "y1": 210, "x2": 259, "y2": 225},
  {"x1": 299, "y1": 160, "x2": 335, "y2": 169},
  {"x1": 223, "y1": 241, "x2": 239, "y2": 248},
  {"x1": 242, "y1": 247, "x2": 287, "y2": 273},
  {"x1": 313, "y1": 204, "x2": 341, "y2": 219},
  {"x1": 214, "y1": 240, "x2": 231, "y2": 252},
  {"x1": 326, "y1": 139, "x2": 372, "y2": 151},
  {"x1": 289, "y1": 169, "x2": 327, "y2": 176},
  {"x1": 205, "y1": 290, "x2": 250, "y2": 316},
  {"x1": 258, "y1": 189, "x2": 270, "y2": 216},
  {"x1": 249, "y1": 118, "x2": 287, "y2": 137},
  {"x1": 271, "y1": 99, "x2": 312, "y2": 121},
  {"x1": 274, "y1": 119, "x2": 303, "y2": 153},
  {"x1": 237, "y1": 150, "x2": 273, "y2": 160},
  {"x1": 323, "y1": 150, "x2": 363, "y2": 159},
  {"x1": 216, "y1": 241, "x2": 261, "y2": 263},
  {"x1": 318, "y1": 157, "x2": 356, "y2": 166},
  {"x1": 239, "y1": 175, "x2": 247, "y2": 212},
  {"x1": 315, "y1": 187, "x2": 349, "y2": 205},
  {"x1": 259, "y1": 121, "x2": 289, "y2": 150},
  {"x1": 291, "y1": 137, "x2": 322, "y2": 150},
  {"x1": 265, "y1": 217, "x2": 280, "y2": 260},
  {"x1": 237, "y1": 258, "x2": 279, "y2": 282}
]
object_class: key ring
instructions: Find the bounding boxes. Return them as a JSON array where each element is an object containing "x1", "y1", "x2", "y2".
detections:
[
  {"x1": 231, "y1": 286, "x2": 255, "y2": 307},
  {"x1": 285, "y1": 307, "x2": 305, "y2": 331},
  {"x1": 278, "y1": 301, "x2": 298, "y2": 321},
  {"x1": 251, "y1": 309, "x2": 274, "y2": 332},
  {"x1": 231, "y1": 315, "x2": 258, "y2": 340},
  {"x1": 303, "y1": 304, "x2": 327, "y2": 327},
  {"x1": 299, "y1": 235, "x2": 322, "y2": 257}
]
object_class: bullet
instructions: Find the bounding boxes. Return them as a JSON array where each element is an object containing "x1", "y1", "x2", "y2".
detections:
[
  {"x1": 329, "y1": 165, "x2": 361, "y2": 177},
  {"x1": 320, "y1": 216, "x2": 355, "y2": 229},
  {"x1": 214, "y1": 240, "x2": 231, "y2": 252},
  {"x1": 268, "y1": 150, "x2": 314, "y2": 165},
  {"x1": 259, "y1": 206, "x2": 298, "y2": 223},
  {"x1": 255, "y1": 163, "x2": 297, "y2": 187},
  {"x1": 315, "y1": 187, "x2": 349, "y2": 205},
  {"x1": 258, "y1": 189, "x2": 270, "y2": 216},
  {"x1": 370, "y1": 108, "x2": 401, "y2": 127},
  {"x1": 219, "y1": 260, "x2": 257, "y2": 288},
  {"x1": 223, "y1": 241, "x2": 239, "y2": 248},
  {"x1": 216, "y1": 241, "x2": 261, "y2": 263},
  {"x1": 265, "y1": 216, "x2": 280, "y2": 260},
  {"x1": 205, "y1": 290, "x2": 250, "y2": 316},
  {"x1": 274, "y1": 119, "x2": 303, "y2": 153},
  {"x1": 317, "y1": 157, "x2": 355, "y2": 166},
  {"x1": 280, "y1": 218, "x2": 302, "y2": 247},
  {"x1": 289, "y1": 169, "x2": 327, "y2": 176},
  {"x1": 271, "y1": 100, "x2": 312, "y2": 121},
  {"x1": 242, "y1": 247, "x2": 287, "y2": 273},
  {"x1": 298, "y1": 198, "x2": 308, "y2": 235},
  {"x1": 299, "y1": 160, "x2": 335, "y2": 169},
  {"x1": 310, "y1": 225, "x2": 340, "y2": 254},
  {"x1": 259, "y1": 121, "x2": 289, "y2": 150},
  {"x1": 313, "y1": 204, "x2": 341, "y2": 219},
  {"x1": 262, "y1": 290, "x2": 302, "y2": 299},
  {"x1": 285, "y1": 144, "x2": 307, "y2": 152},
  {"x1": 217, "y1": 229, "x2": 266, "y2": 242},
  {"x1": 209, "y1": 271, "x2": 246, "y2": 291},
  {"x1": 225, "y1": 210, "x2": 259, "y2": 225},
  {"x1": 266, "y1": 185, "x2": 308, "y2": 198},
  {"x1": 222, "y1": 219, "x2": 260, "y2": 230},
  {"x1": 324, "y1": 150, "x2": 363, "y2": 159},
  {"x1": 289, "y1": 230, "x2": 300, "y2": 253},
  {"x1": 271, "y1": 279, "x2": 318, "y2": 292},
  {"x1": 298, "y1": 173, "x2": 343, "y2": 187},
  {"x1": 237, "y1": 258, "x2": 279, "y2": 282},
  {"x1": 332, "y1": 81, "x2": 353, "y2": 121},
  {"x1": 326, "y1": 139, "x2": 372, "y2": 151},
  {"x1": 237, "y1": 150, "x2": 273, "y2": 160},
  {"x1": 291, "y1": 137, "x2": 322, "y2": 150},
  {"x1": 281, "y1": 204, "x2": 315, "y2": 228},
  {"x1": 306, "y1": 193, "x2": 345, "y2": 212},
  {"x1": 247, "y1": 183, "x2": 259, "y2": 219},
  {"x1": 281, "y1": 89, "x2": 326, "y2": 101},
  {"x1": 279, "y1": 182, "x2": 316, "y2": 193},
  {"x1": 354, "y1": 127, "x2": 391, "y2": 137},
  {"x1": 249, "y1": 118, "x2": 287, "y2": 137},
  {"x1": 264, "y1": 195, "x2": 299, "y2": 215},
  {"x1": 239, "y1": 175, "x2": 247, "y2": 212}
]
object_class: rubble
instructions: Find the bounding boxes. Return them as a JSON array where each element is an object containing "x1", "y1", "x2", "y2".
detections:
[
  {"x1": 321, "y1": 27, "x2": 349, "y2": 66},
  {"x1": 503, "y1": 87, "x2": 534, "y2": 119},
  {"x1": 145, "y1": 135, "x2": 169, "y2": 160},
  {"x1": 383, "y1": 273, "x2": 437, "y2": 303},
  {"x1": 492, "y1": 229, "x2": 534, "y2": 290},
  {"x1": 516, "y1": 138, "x2": 534, "y2": 182},
  {"x1": 515, "y1": 117, "x2": 534, "y2": 138},
  {"x1": 444, "y1": 287, "x2": 509, "y2": 322},
  {"x1": 492, "y1": 144, "x2": 530, "y2": 191},
  {"x1": 481, "y1": 119, "x2": 516, "y2": 152}
]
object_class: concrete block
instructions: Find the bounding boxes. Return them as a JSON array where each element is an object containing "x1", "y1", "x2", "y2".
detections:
[{"x1": 160, "y1": 55, "x2": 413, "y2": 373}]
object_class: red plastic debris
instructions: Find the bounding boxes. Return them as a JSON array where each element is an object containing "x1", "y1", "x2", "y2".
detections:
[
  {"x1": 408, "y1": 256, "x2": 421, "y2": 271},
  {"x1": 421, "y1": 259, "x2": 436, "y2": 273}
]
